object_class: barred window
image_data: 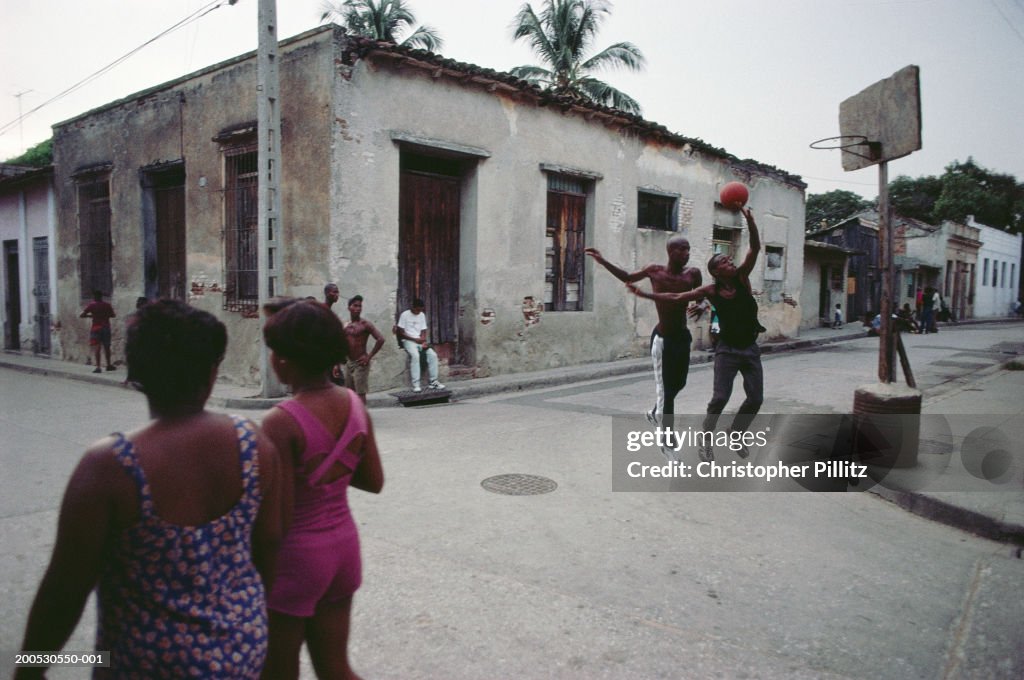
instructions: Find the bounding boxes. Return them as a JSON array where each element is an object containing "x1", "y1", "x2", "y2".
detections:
[
  {"x1": 545, "y1": 173, "x2": 588, "y2": 311},
  {"x1": 77, "y1": 174, "x2": 112, "y2": 299},
  {"x1": 223, "y1": 143, "x2": 259, "y2": 312},
  {"x1": 637, "y1": 191, "x2": 677, "y2": 231}
]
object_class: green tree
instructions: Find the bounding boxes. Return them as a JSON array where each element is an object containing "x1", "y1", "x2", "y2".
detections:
[
  {"x1": 805, "y1": 189, "x2": 872, "y2": 231},
  {"x1": 509, "y1": 0, "x2": 646, "y2": 115},
  {"x1": 888, "y1": 174, "x2": 942, "y2": 223},
  {"x1": 3, "y1": 138, "x2": 52, "y2": 167},
  {"x1": 932, "y1": 158, "x2": 1022, "y2": 232},
  {"x1": 321, "y1": 0, "x2": 442, "y2": 51}
]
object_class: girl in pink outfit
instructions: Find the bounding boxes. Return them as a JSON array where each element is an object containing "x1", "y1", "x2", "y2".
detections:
[{"x1": 261, "y1": 299, "x2": 384, "y2": 680}]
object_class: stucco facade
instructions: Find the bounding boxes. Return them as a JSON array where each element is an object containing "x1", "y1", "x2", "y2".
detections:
[
  {"x1": 0, "y1": 166, "x2": 57, "y2": 355},
  {"x1": 940, "y1": 221, "x2": 981, "y2": 321},
  {"x1": 51, "y1": 26, "x2": 806, "y2": 388},
  {"x1": 970, "y1": 217, "x2": 1022, "y2": 318}
]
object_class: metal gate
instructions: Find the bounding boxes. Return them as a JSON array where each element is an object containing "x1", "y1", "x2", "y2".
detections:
[{"x1": 33, "y1": 236, "x2": 51, "y2": 354}]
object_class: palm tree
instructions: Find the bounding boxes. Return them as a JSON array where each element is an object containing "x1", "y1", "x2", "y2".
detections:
[
  {"x1": 509, "y1": 0, "x2": 645, "y2": 115},
  {"x1": 321, "y1": 0, "x2": 443, "y2": 52}
]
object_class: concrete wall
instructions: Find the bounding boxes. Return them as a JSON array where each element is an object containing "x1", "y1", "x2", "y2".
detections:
[
  {"x1": 973, "y1": 221, "x2": 1022, "y2": 317},
  {"x1": 0, "y1": 172, "x2": 55, "y2": 353},
  {"x1": 51, "y1": 26, "x2": 805, "y2": 388},
  {"x1": 52, "y1": 29, "x2": 334, "y2": 381},
  {"x1": 329, "y1": 39, "x2": 805, "y2": 385}
]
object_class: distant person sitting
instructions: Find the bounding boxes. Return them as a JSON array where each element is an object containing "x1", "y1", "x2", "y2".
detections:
[
  {"x1": 896, "y1": 303, "x2": 920, "y2": 333},
  {"x1": 394, "y1": 299, "x2": 445, "y2": 393},
  {"x1": 80, "y1": 289, "x2": 116, "y2": 373},
  {"x1": 865, "y1": 313, "x2": 882, "y2": 336}
]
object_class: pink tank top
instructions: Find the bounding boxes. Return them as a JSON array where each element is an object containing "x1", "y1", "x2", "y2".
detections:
[{"x1": 275, "y1": 390, "x2": 368, "y2": 533}]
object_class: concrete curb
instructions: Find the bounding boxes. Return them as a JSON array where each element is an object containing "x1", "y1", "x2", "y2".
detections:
[{"x1": 867, "y1": 485, "x2": 1024, "y2": 546}]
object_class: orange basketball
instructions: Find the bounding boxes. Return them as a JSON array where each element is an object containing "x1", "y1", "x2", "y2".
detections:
[{"x1": 719, "y1": 182, "x2": 748, "y2": 210}]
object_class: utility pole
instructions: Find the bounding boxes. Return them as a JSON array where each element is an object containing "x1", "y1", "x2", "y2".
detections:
[{"x1": 257, "y1": 0, "x2": 285, "y2": 397}]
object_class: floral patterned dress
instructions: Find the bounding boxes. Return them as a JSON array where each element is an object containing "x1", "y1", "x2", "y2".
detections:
[{"x1": 95, "y1": 416, "x2": 267, "y2": 678}]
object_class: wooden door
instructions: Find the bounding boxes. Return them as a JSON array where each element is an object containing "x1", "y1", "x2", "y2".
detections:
[{"x1": 398, "y1": 170, "x2": 460, "y2": 347}]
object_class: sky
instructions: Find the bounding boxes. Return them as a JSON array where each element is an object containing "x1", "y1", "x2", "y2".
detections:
[{"x1": 2, "y1": 0, "x2": 1023, "y2": 200}]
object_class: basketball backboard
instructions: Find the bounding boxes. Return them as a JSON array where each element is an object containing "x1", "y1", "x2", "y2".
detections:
[{"x1": 838, "y1": 65, "x2": 921, "y2": 171}]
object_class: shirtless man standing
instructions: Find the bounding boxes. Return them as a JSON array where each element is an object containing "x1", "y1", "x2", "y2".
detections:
[
  {"x1": 343, "y1": 295, "x2": 385, "y2": 403},
  {"x1": 586, "y1": 236, "x2": 702, "y2": 425}
]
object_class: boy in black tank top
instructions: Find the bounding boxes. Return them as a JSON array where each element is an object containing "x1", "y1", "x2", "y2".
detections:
[{"x1": 628, "y1": 207, "x2": 775, "y2": 462}]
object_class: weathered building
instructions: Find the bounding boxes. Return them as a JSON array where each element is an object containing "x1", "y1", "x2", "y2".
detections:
[
  {"x1": 0, "y1": 165, "x2": 56, "y2": 354},
  {"x1": 51, "y1": 26, "x2": 806, "y2": 388},
  {"x1": 939, "y1": 220, "x2": 981, "y2": 321},
  {"x1": 799, "y1": 240, "x2": 859, "y2": 329},
  {"x1": 967, "y1": 216, "x2": 1019, "y2": 318},
  {"x1": 893, "y1": 215, "x2": 944, "y2": 310},
  {"x1": 806, "y1": 213, "x2": 881, "y2": 323}
]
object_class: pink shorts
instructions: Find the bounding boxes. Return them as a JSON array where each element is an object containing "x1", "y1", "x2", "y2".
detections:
[{"x1": 267, "y1": 523, "x2": 362, "y2": 617}]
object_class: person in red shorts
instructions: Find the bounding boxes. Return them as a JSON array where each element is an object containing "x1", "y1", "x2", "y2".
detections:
[{"x1": 80, "y1": 290, "x2": 116, "y2": 373}]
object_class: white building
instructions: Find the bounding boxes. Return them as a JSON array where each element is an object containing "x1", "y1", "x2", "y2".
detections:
[
  {"x1": 970, "y1": 216, "x2": 1022, "y2": 318},
  {"x1": 0, "y1": 165, "x2": 57, "y2": 354}
]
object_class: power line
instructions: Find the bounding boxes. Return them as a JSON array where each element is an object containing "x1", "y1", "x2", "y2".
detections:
[
  {"x1": 990, "y1": 0, "x2": 1024, "y2": 46},
  {"x1": 0, "y1": 0, "x2": 232, "y2": 138}
]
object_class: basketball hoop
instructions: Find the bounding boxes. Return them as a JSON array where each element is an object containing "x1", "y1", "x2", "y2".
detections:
[{"x1": 809, "y1": 135, "x2": 880, "y2": 162}]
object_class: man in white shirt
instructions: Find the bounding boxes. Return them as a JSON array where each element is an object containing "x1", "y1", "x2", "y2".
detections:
[{"x1": 394, "y1": 298, "x2": 445, "y2": 392}]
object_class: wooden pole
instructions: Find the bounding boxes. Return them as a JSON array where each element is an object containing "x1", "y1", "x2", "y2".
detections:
[{"x1": 877, "y1": 160, "x2": 896, "y2": 383}]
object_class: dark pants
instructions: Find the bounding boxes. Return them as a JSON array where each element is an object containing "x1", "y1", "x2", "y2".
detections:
[
  {"x1": 651, "y1": 330, "x2": 691, "y2": 419},
  {"x1": 703, "y1": 342, "x2": 763, "y2": 433},
  {"x1": 921, "y1": 308, "x2": 935, "y2": 333}
]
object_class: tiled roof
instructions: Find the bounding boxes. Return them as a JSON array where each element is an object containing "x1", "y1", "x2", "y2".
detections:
[{"x1": 342, "y1": 34, "x2": 804, "y2": 188}]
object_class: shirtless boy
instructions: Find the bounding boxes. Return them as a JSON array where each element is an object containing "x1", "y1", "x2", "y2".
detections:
[
  {"x1": 586, "y1": 236, "x2": 702, "y2": 424},
  {"x1": 343, "y1": 295, "x2": 385, "y2": 403}
]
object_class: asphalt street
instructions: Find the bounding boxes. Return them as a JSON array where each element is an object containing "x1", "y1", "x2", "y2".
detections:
[{"x1": 1, "y1": 323, "x2": 1022, "y2": 678}]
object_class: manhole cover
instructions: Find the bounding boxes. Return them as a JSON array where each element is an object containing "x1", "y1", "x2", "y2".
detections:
[{"x1": 481, "y1": 474, "x2": 557, "y2": 496}]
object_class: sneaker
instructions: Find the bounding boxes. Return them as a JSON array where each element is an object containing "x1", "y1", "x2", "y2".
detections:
[
  {"x1": 92, "y1": 367, "x2": 102, "y2": 374},
  {"x1": 412, "y1": 386, "x2": 422, "y2": 393},
  {"x1": 429, "y1": 380, "x2": 446, "y2": 390},
  {"x1": 735, "y1": 443, "x2": 750, "y2": 460},
  {"x1": 660, "y1": 444, "x2": 679, "y2": 463},
  {"x1": 645, "y1": 408, "x2": 659, "y2": 425},
  {"x1": 698, "y1": 442, "x2": 714, "y2": 463},
  {"x1": 106, "y1": 365, "x2": 116, "y2": 371}
]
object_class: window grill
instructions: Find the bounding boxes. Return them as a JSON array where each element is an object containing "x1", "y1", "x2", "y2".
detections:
[
  {"x1": 545, "y1": 173, "x2": 587, "y2": 311},
  {"x1": 223, "y1": 143, "x2": 259, "y2": 312},
  {"x1": 638, "y1": 191, "x2": 677, "y2": 231}
]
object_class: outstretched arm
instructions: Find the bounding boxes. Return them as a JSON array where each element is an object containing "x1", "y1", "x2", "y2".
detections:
[
  {"x1": 585, "y1": 248, "x2": 651, "y2": 283},
  {"x1": 737, "y1": 207, "x2": 761, "y2": 277},
  {"x1": 627, "y1": 282, "x2": 712, "y2": 305}
]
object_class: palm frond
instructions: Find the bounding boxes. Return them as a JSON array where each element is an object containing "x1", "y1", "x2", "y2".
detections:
[
  {"x1": 576, "y1": 76, "x2": 643, "y2": 115},
  {"x1": 508, "y1": 0, "x2": 645, "y2": 113},
  {"x1": 511, "y1": 4, "x2": 558, "y2": 66},
  {"x1": 400, "y1": 25, "x2": 444, "y2": 52},
  {"x1": 508, "y1": 65, "x2": 555, "y2": 87},
  {"x1": 579, "y1": 42, "x2": 645, "y2": 73}
]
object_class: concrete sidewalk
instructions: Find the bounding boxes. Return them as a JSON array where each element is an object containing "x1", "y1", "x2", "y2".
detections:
[
  {"x1": 2, "y1": 317, "x2": 1022, "y2": 547},
  {"x1": 0, "y1": 321, "x2": 872, "y2": 410}
]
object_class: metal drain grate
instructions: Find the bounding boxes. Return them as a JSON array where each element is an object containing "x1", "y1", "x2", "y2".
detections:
[{"x1": 481, "y1": 474, "x2": 557, "y2": 496}]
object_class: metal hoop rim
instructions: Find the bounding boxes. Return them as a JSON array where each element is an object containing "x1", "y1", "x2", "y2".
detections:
[{"x1": 809, "y1": 135, "x2": 870, "y2": 151}]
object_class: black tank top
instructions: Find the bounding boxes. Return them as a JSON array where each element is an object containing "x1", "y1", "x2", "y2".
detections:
[{"x1": 710, "y1": 280, "x2": 765, "y2": 348}]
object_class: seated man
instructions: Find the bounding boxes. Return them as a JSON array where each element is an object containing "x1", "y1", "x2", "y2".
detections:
[{"x1": 394, "y1": 298, "x2": 445, "y2": 393}]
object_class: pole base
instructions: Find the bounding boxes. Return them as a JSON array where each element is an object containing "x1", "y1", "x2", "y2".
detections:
[{"x1": 853, "y1": 383, "x2": 923, "y2": 468}]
